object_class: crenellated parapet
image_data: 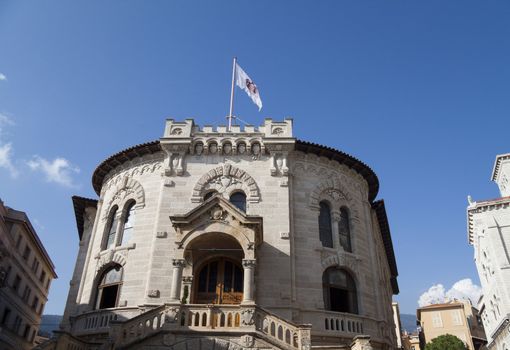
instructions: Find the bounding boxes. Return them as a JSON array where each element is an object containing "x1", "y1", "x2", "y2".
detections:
[{"x1": 160, "y1": 118, "x2": 295, "y2": 177}]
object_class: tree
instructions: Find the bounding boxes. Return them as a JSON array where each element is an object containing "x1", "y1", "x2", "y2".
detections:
[{"x1": 425, "y1": 334, "x2": 468, "y2": 350}]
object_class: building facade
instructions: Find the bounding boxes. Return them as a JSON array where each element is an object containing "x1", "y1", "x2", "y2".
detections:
[
  {"x1": 417, "y1": 301, "x2": 486, "y2": 350},
  {"x1": 468, "y1": 153, "x2": 510, "y2": 350},
  {"x1": 51, "y1": 118, "x2": 399, "y2": 350},
  {"x1": 392, "y1": 302, "x2": 403, "y2": 349},
  {"x1": 0, "y1": 199, "x2": 57, "y2": 350}
]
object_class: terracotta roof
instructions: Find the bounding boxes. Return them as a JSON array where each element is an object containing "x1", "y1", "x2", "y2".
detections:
[
  {"x1": 92, "y1": 140, "x2": 161, "y2": 194},
  {"x1": 72, "y1": 196, "x2": 98, "y2": 240},
  {"x1": 91, "y1": 139, "x2": 380, "y2": 202},
  {"x1": 372, "y1": 199, "x2": 399, "y2": 294}
]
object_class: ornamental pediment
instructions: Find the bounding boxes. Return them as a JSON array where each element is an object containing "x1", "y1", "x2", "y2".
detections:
[{"x1": 170, "y1": 195, "x2": 263, "y2": 251}]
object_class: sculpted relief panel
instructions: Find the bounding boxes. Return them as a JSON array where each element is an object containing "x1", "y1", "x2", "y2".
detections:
[{"x1": 191, "y1": 164, "x2": 261, "y2": 203}]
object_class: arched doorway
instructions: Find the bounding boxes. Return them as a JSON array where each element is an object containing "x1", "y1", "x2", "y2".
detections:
[
  {"x1": 194, "y1": 258, "x2": 243, "y2": 304},
  {"x1": 184, "y1": 232, "x2": 245, "y2": 305}
]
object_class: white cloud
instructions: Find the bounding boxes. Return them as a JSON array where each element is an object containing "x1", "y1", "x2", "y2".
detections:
[
  {"x1": 446, "y1": 279, "x2": 482, "y2": 305},
  {"x1": 418, "y1": 279, "x2": 482, "y2": 307},
  {"x1": 418, "y1": 284, "x2": 446, "y2": 307},
  {"x1": 27, "y1": 156, "x2": 80, "y2": 187},
  {"x1": 0, "y1": 142, "x2": 18, "y2": 178},
  {"x1": 0, "y1": 73, "x2": 6, "y2": 81},
  {"x1": 0, "y1": 114, "x2": 17, "y2": 177}
]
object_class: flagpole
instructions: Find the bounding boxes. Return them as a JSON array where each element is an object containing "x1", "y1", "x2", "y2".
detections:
[{"x1": 228, "y1": 57, "x2": 237, "y2": 131}]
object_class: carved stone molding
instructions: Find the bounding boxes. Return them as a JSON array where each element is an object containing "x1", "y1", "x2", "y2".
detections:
[
  {"x1": 102, "y1": 177, "x2": 145, "y2": 221},
  {"x1": 172, "y1": 259, "x2": 186, "y2": 268},
  {"x1": 147, "y1": 289, "x2": 160, "y2": 298},
  {"x1": 320, "y1": 250, "x2": 361, "y2": 275},
  {"x1": 242, "y1": 259, "x2": 256, "y2": 269},
  {"x1": 191, "y1": 164, "x2": 261, "y2": 203}
]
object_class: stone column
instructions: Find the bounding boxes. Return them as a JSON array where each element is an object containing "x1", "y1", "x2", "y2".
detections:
[
  {"x1": 331, "y1": 211, "x2": 341, "y2": 250},
  {"x1": 181, "y1": 276, "x2": 193, "y2": 304},
  {"x1": 242, "y1": 259, "x2": 256, "y2": 304},
  {"x1": 169, "y1": 259, "x2": 186, "y2": 303}
]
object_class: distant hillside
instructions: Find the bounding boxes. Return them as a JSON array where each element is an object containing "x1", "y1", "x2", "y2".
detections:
[
  {"x1": 401, "y1": 313, "x2": 418, "y2": 333},
  {"x1": 39, "y1": 315, "x2": 62, "y2": 337}
]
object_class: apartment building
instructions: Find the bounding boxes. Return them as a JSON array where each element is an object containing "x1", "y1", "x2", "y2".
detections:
[
  {"x1": 0, "y1": 199, "x2": 57, "y2": 350},
  {"x1": 417, "y1": 300, "x2": 486, "y2": 350}
]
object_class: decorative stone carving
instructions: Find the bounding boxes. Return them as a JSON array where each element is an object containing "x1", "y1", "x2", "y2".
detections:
[
  {"x1": 103, "y1": 177, "x2": 145, "y2": 221},
  {"x1": 156, "y1": 231, "x2": 167, "y2": 238},
  {"x1": 162, "y1": 333, "x2": 176, "y2": 346},
  {"x1": 209, "y1": 142, "x2": 218, "y2": 154},
  {"x1": 147, "y1": 289, "x2": 160, "y2": 298},
  {"x1": 171, "y1": 128, "x2": 182, "y2": 135},
  {"x1": 164, "y1": 307, "x2": 180, "y2": 324},
  {"x1": 223, "y1": 142, "x2": 232, "y2": 155},
  {"x1": 194, "y1": 142, "x2": 204, "y2": 155},
  {"x1": 237, "y1": 142, "x2": 246, "y2": 154},
  {"x1": 240, "y1": 334, "x2": 254, "y2": 347},
  {"x1": 164, "y1": 178, "x2": 175, "y2": 187},
  {"x1": 191, "y1": 164, "x2": 261, "y2": 203},
  {"x1": 272, "y1": 127, "x2": 284, "y2": 135},
  {"x1": 172, "y1": 259, "x2": 186, "y2": 268},
  {"x1": 209, "y1": 206, "x2": 227, "y2": 221},
  {"x1": 241, "y1": 309, "x2": 255, "y2": 326}
]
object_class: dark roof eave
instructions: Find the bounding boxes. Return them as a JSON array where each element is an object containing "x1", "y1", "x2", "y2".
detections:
[
  {"x1": 372, "y1": 199, "x2": 399, "y2": 294},
  {"x1": 295, "y1": 140, "x2": 379, "y2": 202},
  {"x1": 92, "y1": 140, "x2": 162, "y2": 195},
  {"x1": 72, "y1": 196, "x2": 98, "y2": 240}
]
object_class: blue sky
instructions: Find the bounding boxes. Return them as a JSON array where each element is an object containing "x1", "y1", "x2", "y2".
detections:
[{"x1": 1, "y1": 1, "x2": 509, "y2": 316}]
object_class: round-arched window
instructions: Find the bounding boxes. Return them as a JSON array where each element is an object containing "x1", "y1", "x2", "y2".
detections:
[
  {"x1": 95, "y1": 265, "x2": 123, "y2": 309},
  {"x1": 322, "y1": 267, "x2": 358, "y2": 314},
  {"x1": 319, "y1": 201, "x2": 333, "y2": 248},
  {"x1": 230, "y1": 192, "x2": 246, "y2": 212}
]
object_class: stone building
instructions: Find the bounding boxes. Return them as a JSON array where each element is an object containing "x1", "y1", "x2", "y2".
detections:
[
  {"x1": 50, "y1": 118, "x2": 399, "y2": 349},
  {"x1": 0, "y1": 199, "x2": 57, "y2": 349},
  {"x1": 468, "y1": 153, "x2": 510, "y2": 350},
  {"x1": 417, "y1": 301, "x2": 486, "y2": 350}
]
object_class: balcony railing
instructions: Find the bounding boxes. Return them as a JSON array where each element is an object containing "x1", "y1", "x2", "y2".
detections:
[
  {"x1": 70, "y1": 306, "x2": 142, "y2": 335},
  {"x1": 299, "y1": 309, "x2": 385, "y2": 340},
  {"x1": 109, "y1": 303, "x2": 312, "y2": 349}
]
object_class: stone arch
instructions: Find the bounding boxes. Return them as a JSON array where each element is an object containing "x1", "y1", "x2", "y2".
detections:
[
  {"x1": 191, "y1": 164, "x2": 260, "y2": 203},
  {"x1": 177, "y1": 223, "x2": 254, "y2": 260},
  {"x1": 309, "y1": 178, "x2": 352, "y2": 210},
  {"x1": 320, "y1": 260, "x2": 363, "y2": 314},
  {"x1": 96, "y1": 250, "x2": 128, "y2": 273},
  {"x1": 103, "y1": 177, "x2": 145, "y2": 221}
]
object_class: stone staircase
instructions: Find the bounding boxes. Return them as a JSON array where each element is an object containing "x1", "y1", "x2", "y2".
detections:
[{"x1": 108, "y1": 303, "x2": 312, "y2": 349}]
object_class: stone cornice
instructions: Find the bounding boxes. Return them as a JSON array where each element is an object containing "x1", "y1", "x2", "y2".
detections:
[
  {"x1": 492, "y1": 153, "x2": 510, "y2": 181},
  {"x1": 467, "y1": 196, "x2": 510, "y2": 245}
]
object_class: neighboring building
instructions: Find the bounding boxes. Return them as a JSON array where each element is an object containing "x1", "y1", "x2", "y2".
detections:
[
  {"x1": 0, "y1": 199, "x2": 57, "y2": 350},
  {"x1": 417, "y1": 301, "x2": 486, "y2": 350},
  {"x1": 50, "y1": 118, "x2": 399, "y2": 349},
  {"x1": 468, "y1": 153, "x2": 510, "y2": 350},
  {"x1": 401, "y1": 332, "x2": 420, "y2": 350},
  {"x1": 393, "y1": 302, "x2": 404, "y2": 349}
]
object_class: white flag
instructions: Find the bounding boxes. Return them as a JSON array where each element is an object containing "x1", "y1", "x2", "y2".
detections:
[{"x1": 235, "y1": 63, "x2": 262, "y2": 111}]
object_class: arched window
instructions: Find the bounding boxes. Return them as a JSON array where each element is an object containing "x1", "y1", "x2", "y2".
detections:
[
  {"x1": 323, "y1": 267, "x2": 358, "y2": 314},
  {"x1": 204, "y1": 191, "x2": 217, "y2": 201},
  {"x1": 339, "y1": 208, "x2": 352, "y2": 252},
  {"x1": 120, "y1": 202, "x2": 136, "y2": 246},
  {"x1": 95, "y1": 265, "x2": 123, "y2": 309},
  {"x1": 319, "y1": 202, "x2": 333, "y2": 248},
  {"x1": 230, "y1": 192, "x2": 246, "y2": 212},
  {"x1": 104, "y1": 206, "x2": 119, "y2": 250}
]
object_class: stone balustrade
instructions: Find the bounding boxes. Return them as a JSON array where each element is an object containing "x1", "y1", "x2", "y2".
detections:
[
  {"x1": 71, "y1": 306, "x2": 141, "y2": 335},
  {"x1": 109, "y1": 303, "x2": 311, "y2": 349},
  {"x1": 299, "y1": 310, "x2": 383, "y2": 340}
]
